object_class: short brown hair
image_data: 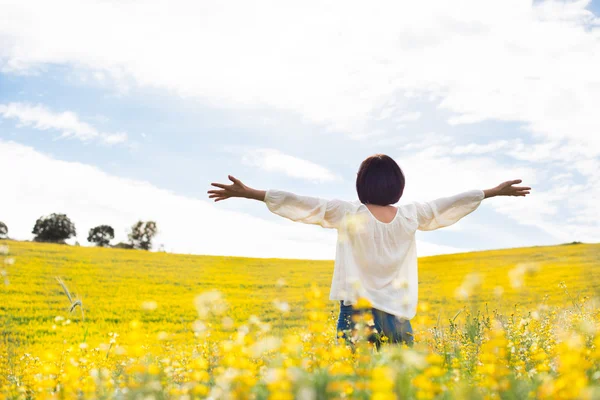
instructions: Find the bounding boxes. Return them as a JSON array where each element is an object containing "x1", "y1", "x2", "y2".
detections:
[{"x1": 356, "y1": 154, "x2": 405, "y2": 205}]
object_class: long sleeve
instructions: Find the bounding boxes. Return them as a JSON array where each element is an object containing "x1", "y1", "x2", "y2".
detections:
[
  {"x1": 413, "y1": 190, "x2": 485, "y2": 231},
  {"x1": 264, "y1": 189, "x2": 353, "y2": 229}
]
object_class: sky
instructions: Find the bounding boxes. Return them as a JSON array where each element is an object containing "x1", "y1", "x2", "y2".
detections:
[{"x1": 1, "y1": 0, "x2": 599, "y2": 260}]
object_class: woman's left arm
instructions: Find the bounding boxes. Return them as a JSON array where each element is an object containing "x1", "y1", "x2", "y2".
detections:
[
  {"x1": 208, "y1": 175, "x2": 352, "y2": 229},
  {"x1": 208, "y1": 175, "x2": 267, "y2": 202}
]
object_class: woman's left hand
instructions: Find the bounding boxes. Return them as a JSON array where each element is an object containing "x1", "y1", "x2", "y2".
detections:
[{"x1": 207, "y1": 175, "x2": 251, "y2": 202}]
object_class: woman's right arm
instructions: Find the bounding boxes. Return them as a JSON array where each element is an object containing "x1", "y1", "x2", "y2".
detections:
[
  {"x1": 482, "y1": 179, "x2": 531, "y2": 199},
  {"x1": 414, "y1": 180, "x2": 530, "y2": 231}
]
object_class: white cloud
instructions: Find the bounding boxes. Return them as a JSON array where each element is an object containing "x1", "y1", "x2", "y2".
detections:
[
  {"x1": 396, "y1": 147, "x2": 539, "y2": 203},
  {"x1": 397, "y1": 112, "x2": 422, "y2": 122},
  {"x1": 395, "y1": 141, "x2": 600, "y2": 244},
  {"x1": 0, "y1": 140, "x2": 463, "y2": 258},
  {"x1": 1, "y1": 0, "x2": 599, "y2": 149},
  {"x1": 450, "y1": 140, "x2": 513, "y2": 155},
  {"x1": 241, "y1": 148, "x2": 340, "y2": 183},
  {"x1": 373, "y1": 132, "x2": 453, "y2": 150},
  {"x1": 0, "y1": 102, "x2": 127, "y2": 144},
  {"x1": 0, "y1": 0, "x2": 598, "y2": 248}
]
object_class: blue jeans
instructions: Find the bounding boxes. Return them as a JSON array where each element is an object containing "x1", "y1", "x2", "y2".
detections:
[{"x1": 336, "y1": 300, "x2": 414, "y2": 350}]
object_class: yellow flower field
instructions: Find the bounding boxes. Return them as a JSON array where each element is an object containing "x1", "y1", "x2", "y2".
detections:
[{"x1": 1, "y1": 240, "x2": 599, "y2": 399}]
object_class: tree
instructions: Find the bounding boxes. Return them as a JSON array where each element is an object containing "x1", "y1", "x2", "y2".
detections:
[
  {"x1": 113, "y1": 242, "x2": 134, "y2": 249},
  {"x1": 32, "y1": 213, "x2": 76, "y2": 243},
  {"x1": 128, "y1": 221, "x2": 158, "y2": 250},
  {"x1": 0, "y1": 222, "x2": 7, "y2": 239},
  {"x1": 87, "y1": 225, "x2": 115, "y2": 247}
]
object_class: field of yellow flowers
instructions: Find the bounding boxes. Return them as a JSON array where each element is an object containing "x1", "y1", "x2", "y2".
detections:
[{"x1": 1, "y1": 240, "x2": 599, "y2": 399}]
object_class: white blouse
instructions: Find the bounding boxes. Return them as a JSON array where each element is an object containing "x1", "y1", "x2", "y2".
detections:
[{"x1": 264, "y1": 189, "x2": 485, "y2": 320}]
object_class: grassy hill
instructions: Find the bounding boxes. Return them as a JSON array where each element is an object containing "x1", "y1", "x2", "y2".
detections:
[
  {"x1": 1, "y1": 240, "x2": 598, "y2": 350},
  {"x1": 1, "y1": 240, "x2": 599, "y2": 399}
]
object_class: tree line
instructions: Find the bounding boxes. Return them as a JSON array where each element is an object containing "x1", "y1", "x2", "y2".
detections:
[{"x1": 0, "y1": 215, "x2": 158, "y2": 250}]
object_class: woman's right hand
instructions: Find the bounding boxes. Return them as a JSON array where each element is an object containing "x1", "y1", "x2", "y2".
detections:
[{"x1": 484, "y1": 180, "x2": 531, "y2": 198}]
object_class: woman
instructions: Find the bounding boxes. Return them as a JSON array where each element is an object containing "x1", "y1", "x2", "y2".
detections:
[{"x1": 207, "y1": 154, "x2": 531, "y2": 350}]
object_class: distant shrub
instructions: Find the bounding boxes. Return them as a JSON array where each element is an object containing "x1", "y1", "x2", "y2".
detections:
[
  {"x1": 128, "y1": 221, "x2": 158, "y2": 251},
  {"x1": 113, "y1": 242, "x2": 134, "y2": 249},
  {"x1": 32, "y1": 213, "x2": 76, "y2": 243},
  {"x1": 88, "y1": 225, "x2": 115, "y2": 247},
  {"x1": 0, "y1": 221, "x2": 7, "y2": 239}
]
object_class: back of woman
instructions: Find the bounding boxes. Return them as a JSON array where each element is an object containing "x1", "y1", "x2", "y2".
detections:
[
  {"x1": 343, "y1": 204, "x2": 416, "y2": 291},
  {"x1": 208, "y1": 154, "x2": 531, "y2": 350}
]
